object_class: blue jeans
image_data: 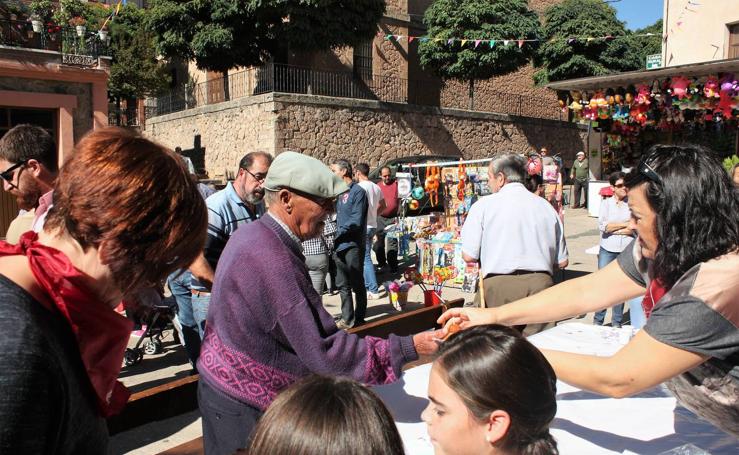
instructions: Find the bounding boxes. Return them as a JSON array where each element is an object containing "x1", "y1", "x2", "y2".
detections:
[
  {"x1": 594, "y1": 247, "x2": 646, "y2": 328},
  {"x1": 168, "y1": 270, "x2": 202, "y2": 368},
  {"x1": 191, "y1": 291, "x2": 211, "y2": 339},
  {"x1": 363, "y1": 228, "x2": 379, "y2": 293}
]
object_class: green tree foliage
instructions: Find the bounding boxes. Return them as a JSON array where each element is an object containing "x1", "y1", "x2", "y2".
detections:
[
  {"x1": 620, "y1": 19, "x2": 663, "y2": 71},
  {"x1": 418, "y1": 0, "x2": 541, "y2": 82},
  {"x1": 108, "y1": 5, "x2": 170, "y2": 100},
  {"x1": 533, "y1": 0, "x2": 637, "y2": 84},
  {"x1": 146, "y1": 0, "x2": 385, "y2": 74}
]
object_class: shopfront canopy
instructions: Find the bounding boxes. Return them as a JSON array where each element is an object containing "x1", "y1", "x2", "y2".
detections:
[{"x1": 546, "y1": 58, "x2": 739, "y2": 92}]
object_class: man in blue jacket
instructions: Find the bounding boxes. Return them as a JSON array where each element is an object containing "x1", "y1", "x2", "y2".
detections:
[{"x1": 330, "y1": 159, "x2": 368, "y2": 329}]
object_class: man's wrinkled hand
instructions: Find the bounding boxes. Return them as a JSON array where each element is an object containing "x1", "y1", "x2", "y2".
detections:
[{"x1": 413, "y1": 330, "x2": 444, "y2": 356}]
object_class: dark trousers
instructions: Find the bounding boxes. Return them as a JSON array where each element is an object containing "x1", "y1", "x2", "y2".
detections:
[
  {"x1": 199, "y1": 379, "x2": 263, "y2": 455},
  {"x1": 334, "y1": 246, "x2": 367, "y2": 327},
  {"x1": 573, "y1": 179, "x2": 588, "y2": 208},
  {"x1": 474, "y1": 272, "x2": 554, "y2": 336},
  {"x1": 374, "y1": 215, "x2": 398, "y2": 270}
]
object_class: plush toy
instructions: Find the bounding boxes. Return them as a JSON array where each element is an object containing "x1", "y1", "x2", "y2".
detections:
[
  {"x1": 424, "y1": 165, "x2": 440, "y2": 206},
  {"x1": 605, "y1": 88, "x2": 616, "y2": 105},
  {"x1": 670, "y1": 76, "x2": 690, "y2": 99},
  {"x1": 720, "y1": 73, "x2": 738, "y2": 96},
  {"x1": 636, "y1": 85, "x2": 651, "y2": 105},
  {"x1": 703, "y1": 76, "x2": 720, "y2": 98},
  {"x1": 715, "y1": 90, "x2": 735, "y2": 118},
  {"x1": 625, "y1": 85, "x2": 636, "y2": 105},
  {"x1": 457, "y1": 163, "x2": 467, "y2": 201}
]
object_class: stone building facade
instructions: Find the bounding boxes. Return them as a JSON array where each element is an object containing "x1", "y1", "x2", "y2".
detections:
[{"x1": 145, "y1": 93, "x2": 588, "y2": 180}]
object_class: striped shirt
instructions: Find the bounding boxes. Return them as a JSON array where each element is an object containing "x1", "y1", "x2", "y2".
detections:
[{"x1": 191, "y1": 182, "x2": 263, "y2": 290}]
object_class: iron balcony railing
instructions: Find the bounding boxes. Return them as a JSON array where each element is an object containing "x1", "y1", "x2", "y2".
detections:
[
  {"x1": 0, "y1": 19, "x2": 110, "y2": 62},
  {"x1": 147, "y1": 63, "x2": 563, "y2": 121}
]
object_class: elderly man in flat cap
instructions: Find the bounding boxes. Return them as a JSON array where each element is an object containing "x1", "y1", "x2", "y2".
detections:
[{"x1": 196, "y1": 152, "x2": 442, "y2": 455}]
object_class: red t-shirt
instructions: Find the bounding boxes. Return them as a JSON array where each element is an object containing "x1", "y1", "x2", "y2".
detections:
[{"x1": 378, "y1": 181, "x2": 398, "y2": 217}]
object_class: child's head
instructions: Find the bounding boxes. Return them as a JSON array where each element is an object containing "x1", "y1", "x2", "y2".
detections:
[
  {"x1": 247, "y1": 375, "x2": 404, "y2": 455},
  {"x1": 422, "y1": 325, "x2": 558, "y2": 455}
]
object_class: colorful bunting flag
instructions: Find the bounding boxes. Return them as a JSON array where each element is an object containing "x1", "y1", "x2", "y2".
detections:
[
  {"x1": 489, "y1": 39, "x2": 496, "y2": 48},
  {"x1": 517, "y1": 39, "x2": 524, "y2": 48},
  {"x1": 474, "y1": 39, "x2": 481, "y2": 48},
  {"x1": 461, "y1": 39, "x2": 468, "y2": 46}
]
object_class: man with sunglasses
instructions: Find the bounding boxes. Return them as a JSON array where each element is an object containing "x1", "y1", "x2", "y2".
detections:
[
  {"x1": 0, "y1": 125, "x2": 58, "y2": 242},
  {"x1": 184, "y1": 151, "x2": 272, "y2": 366}
]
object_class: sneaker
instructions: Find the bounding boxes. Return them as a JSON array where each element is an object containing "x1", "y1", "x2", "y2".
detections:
[
  {"x1": 367, "y1": 291, "x2": 383, "y2": 300},
  {"x1": 336, "y1": 320, "x2": 352, "y2": 330}
]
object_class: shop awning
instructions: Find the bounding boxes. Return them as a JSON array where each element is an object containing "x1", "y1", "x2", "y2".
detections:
[{"x1": 546, "y1": 58, "x2": 739, "y2": 92}]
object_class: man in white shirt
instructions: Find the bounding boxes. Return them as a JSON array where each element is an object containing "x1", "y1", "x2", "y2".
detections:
[
  {"x1": 461, "y1": 153, "x2": 568, "y2": 335},
  {"x1": 355, "y1": 163, "x2": 385, "y2": 299}
]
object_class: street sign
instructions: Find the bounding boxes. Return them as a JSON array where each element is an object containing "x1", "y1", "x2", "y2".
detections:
[{"x1": 646, "y1": 54, "x2": 662, "y2": 70}]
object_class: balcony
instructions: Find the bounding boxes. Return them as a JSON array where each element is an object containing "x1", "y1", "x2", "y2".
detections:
[
  {"x1": 0, "y1": 18, "x2": 110, "y2": 65},
  {"x1": 146, "y1": 63, "x2": 564, "y2": 121}
]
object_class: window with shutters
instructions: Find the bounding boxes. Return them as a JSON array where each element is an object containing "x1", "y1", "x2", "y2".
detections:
[{"x1": 729, "y1": 23, "x2": 739, "y2": 59}]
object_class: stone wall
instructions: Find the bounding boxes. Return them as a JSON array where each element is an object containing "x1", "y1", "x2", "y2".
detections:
[
  {"x1": 144, "y1": 94, "x2": 278, "y2": 180},
  {"x1": 145, "y1": 93, "x2": 587, "y2": 180},
  {"x1": 274, "y1": 95, "x2": 586, "y2": 167}
]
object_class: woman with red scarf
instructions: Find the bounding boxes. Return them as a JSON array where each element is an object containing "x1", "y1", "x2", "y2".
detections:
[
  {"x1": 439, "y1": 144, "x2": 739, "y2": 438},
  {"x1": 0, "y1": 128, "x2": 207, "y2": 453}
]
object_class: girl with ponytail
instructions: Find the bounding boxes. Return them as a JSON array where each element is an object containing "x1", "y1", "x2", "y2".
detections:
[{"x1": 422, "y1": 325, "x2": 558, "y2": 455}]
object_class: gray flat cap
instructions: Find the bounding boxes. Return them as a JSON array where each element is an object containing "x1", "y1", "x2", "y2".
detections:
[{"x1": 263, "y1": 151, "x2": 349, "y2": 198}]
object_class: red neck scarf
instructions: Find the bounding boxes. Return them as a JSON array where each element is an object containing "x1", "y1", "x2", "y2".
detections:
[
  {"x1": 641, "y1": 278, "x2": 668, "y2": 319},
  {"x1": 0, "y1": 232, "x2": 133, "y2": 417}
]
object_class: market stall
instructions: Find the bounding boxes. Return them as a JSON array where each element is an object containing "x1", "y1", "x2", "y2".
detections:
[
  {"x1": 383, "y1": 158, "x2": 494, "y2": 297},
  {"x1": 548, "y1": 58, "x2": 739, "y2": 215}
]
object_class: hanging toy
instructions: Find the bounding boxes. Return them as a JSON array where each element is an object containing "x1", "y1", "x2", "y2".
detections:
[
  {"x1": 408, "y1": 199, "x2": 419, "y2": 210},
  {"x1": 636, "y1": 85, "x2": 651, "y2": 105},
  {"x1": 703, "y1": 75, "x2": 720, "y2": 98},
  {"x1": 526, "y1": 154, "x2": 542, "y2": 176},
  {"x1": 457, "y1": 162, "x2": 467, "y2": 201},
  {"x1": 670, "y1": 76, "x2": 690, "y2": 99},
  {"x1": 425, "y1": 164, "x2": 440, "y2": 207}
]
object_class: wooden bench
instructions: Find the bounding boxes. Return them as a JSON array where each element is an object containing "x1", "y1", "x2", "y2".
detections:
[{"x1": 110, "y1": 298, "x2": 464, "y2": 453}]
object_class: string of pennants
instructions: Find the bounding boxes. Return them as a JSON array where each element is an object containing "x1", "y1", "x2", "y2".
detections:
[{"x1": 376, "y1": 31, "x2": 664, "y2": 49}]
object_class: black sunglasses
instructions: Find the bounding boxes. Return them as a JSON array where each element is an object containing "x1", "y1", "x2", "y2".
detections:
[
  {"x1": 637, "y1": 154, "x2": 663, "y2": 186},
  {"x1": 242, "y1": 167, "x2": 267, "y2": 183},
  {"x1": 0, "y1": 159, "x2": 28, "y2": 183}
]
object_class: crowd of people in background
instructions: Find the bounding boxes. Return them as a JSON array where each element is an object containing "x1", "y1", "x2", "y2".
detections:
[{"x1": 0, "y1": 123, "x2": 736, "y2": 454}]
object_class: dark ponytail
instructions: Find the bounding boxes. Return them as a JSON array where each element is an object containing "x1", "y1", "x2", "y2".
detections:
[{"x1": 522, "y1": 431, "x2": 559, "y2": 455}]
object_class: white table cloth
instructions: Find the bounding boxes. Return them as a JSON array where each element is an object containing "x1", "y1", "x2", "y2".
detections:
[{"x1": 373, "y1": 323, "x2": 738, "y2": 454}]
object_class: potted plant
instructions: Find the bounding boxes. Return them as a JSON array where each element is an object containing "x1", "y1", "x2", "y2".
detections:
[
  {"x1": 69, "y1": 16, "x2": 86, "y2": 37},
  {"x1": 97, "y1": 24, "x2": 107, "y2": 41},
  {"x1": 29, "y1": 0, "x2": 54, "y2": 32}
]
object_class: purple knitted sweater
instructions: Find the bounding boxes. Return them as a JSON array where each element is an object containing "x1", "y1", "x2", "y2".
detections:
[{"x1": 198, "y1": 213, "x2": 418, "y2": 410}]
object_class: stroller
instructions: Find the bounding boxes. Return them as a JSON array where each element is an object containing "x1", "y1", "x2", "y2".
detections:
[{"x1": 123, "y1": 296, "x2": 179, "y2": 367}]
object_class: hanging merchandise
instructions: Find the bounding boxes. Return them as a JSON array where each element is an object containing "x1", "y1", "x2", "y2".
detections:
[
  {"x1": 425, "y1": 164, "x2": 440, "y2": 207},
  {"x1": 457, "y1": 163, "x2": 467, "y2": 201}
]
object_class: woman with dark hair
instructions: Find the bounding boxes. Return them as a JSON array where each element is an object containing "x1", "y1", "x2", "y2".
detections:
[
  {"x1": 246, "y1": 375, "x2": 404, "y2": 455},
  {"x1": 593, "y1": 171, "x2": 645, "y2": 328},
  {"x1": 0, "y1": 128, "x2": 207, "y2": 453},
  {"x1": 422, "y1": 325, "x2": 558, "y2": 455},
  {"x1": 440, "y1": 144, "x2": 739, "y2": 437}
]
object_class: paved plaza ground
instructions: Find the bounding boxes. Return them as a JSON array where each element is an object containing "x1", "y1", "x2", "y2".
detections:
[{"x1": 110, "y1": 203, "x2": 611, "y2": 454}]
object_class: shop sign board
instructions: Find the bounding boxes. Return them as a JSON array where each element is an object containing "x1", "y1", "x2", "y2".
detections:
[{"x1": 646, "y1": 54, "x2": 662, "y2": 70}]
